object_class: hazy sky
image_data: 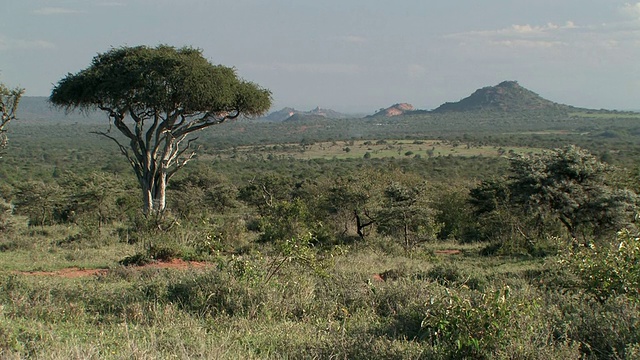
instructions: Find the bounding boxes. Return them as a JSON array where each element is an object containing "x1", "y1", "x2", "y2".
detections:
[{"x1": 1, "y1": 1, "x2": 639, "y2": 113}]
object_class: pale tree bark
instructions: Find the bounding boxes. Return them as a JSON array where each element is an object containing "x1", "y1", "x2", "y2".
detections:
[
  {"x1": 0, "y1": 84, "x2": 25, "y2": 152},
  {"x1": 93, "y1": 106, "x2": 239, "y2": 215}
]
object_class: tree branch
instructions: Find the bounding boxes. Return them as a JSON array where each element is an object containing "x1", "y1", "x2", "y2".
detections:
[
  {"x1": 166, "y1": 137, "x2": 198, "y2": 181},
  {"x1": 173, "y1": 109, "x2": 240, "y2": 138},
  {"x1": 91, "y1": 131, "x2": 143, "y2": 181}
]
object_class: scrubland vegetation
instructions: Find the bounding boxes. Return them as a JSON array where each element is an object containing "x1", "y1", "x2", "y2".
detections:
[
  {"x1": 2, "y1": 53, "x2": 640, "y2": 359},
  {"x1": 0, "y1": 108, "x2": 639, "y2": 359}
]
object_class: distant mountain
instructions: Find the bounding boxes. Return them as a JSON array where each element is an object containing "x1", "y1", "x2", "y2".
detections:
[
  {"x1": 18, "y1": 98, "x2": 354, "y2": 124},
  {"x1": 306, "y1": 106, "x2": 350, "y2": 119},
  {"x1": 283, "y1": 113, "x2": 329, "y2": 123},
  {"x1": 432, "y1": 81, "x2": 574, "y2": 113},
  {"x1": 16, "y1": 96, "x2": 104, "y2": 123},
  {"x1": 368, "y1": 103, "x2": 417, "y2": 118},
  {"x1": 262, "y1": 107, "x2": 298, "y2": 122},
  {"x1": 263, "y1": 107, "x2": 351, "y2": 122}
]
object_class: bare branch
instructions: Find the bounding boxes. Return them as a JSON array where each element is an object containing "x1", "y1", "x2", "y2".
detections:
[
  {"x1": 173, "y1": 109, "x2": 240, "y2": 138},
  {"x1": 354, "y1": 209, "x2": 375, "y2": 240},
  {"x1": 166, "y1": 137, "x2": 198, "y2": 180},
  {"x1": 91, "y1": 131, "x2": 143, "y2": 180}
]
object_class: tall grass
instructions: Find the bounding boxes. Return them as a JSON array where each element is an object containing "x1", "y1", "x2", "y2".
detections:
[{"x1": 0, "y1": 224, "x2": 638, "y2": 359}]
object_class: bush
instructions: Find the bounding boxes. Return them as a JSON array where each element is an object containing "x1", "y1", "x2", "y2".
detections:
[
  {"x1": 421, "y1": 285, "x2": 544, "y2": 359},
  {"x1": 561, "y1": 229, "x2": 640, "y2": 303},
  {"x1": 548, "y1": 291, "x2": 640, "y2": 359}
]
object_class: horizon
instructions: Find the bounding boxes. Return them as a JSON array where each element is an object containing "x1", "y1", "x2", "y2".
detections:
[
  {"x1": 2, "y1": 1, "x2": 639, "y2": 113},
  {"x1": 19, "y1": 80, "x2": 640, "y2": 116}
]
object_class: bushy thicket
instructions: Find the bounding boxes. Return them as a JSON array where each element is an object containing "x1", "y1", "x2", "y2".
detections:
[
  {"x1": 0, "y1": 144, "x2": 638, "y2": 359},
  {"x1": 1, "y1": 247, "x2": 639, "y2": 359}
]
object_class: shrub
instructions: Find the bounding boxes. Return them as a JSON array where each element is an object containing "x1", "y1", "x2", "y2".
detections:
[
  {"x1": 166, "y1": 266, "x2": 270, "y2": 318},
  {"x1": 561, "y1": 229, "x2": 640, "y2": 303},
  {"x1": 421, "y1": 285, "x2": 542, "y2": 359},
  {"x1": 548, "y1": 291, "x2": 640, "y2": 359}
]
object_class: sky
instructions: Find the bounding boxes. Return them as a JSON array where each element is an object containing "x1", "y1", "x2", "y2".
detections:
[{"x1": 1, "y1": 0, "x2": 639, "y2": 113}]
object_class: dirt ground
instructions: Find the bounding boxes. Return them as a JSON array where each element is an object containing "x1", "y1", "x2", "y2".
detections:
[
  {"x1": 14, "y1": 258, "x2": 210, "y2": 278},
  {"x1": 16, "y1": 251, "x2": 460, "y2": 279}
]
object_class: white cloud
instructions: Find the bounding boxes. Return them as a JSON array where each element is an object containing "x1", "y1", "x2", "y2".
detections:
[
  {"x1": 508, "y1": 23, "x2": 567, "y2": 34},
  {"x1": 621, "y1": 2, "x2": 640, "y2": 20},
  {"x1": 443, "y1": 19, "x2": 640, "y2": 51},
  {"x1": 454, "y1": 21, "x2": 578, "y2": 38},
  {"x1": 0, "y1": 35, "x2": 55, "y2": 51},
  {"x1": 489, "y1": 39, "x2": 565, "y2": 48},
  {"x1": 33, "y1": 7, "x2": 85, "y2": 15}
]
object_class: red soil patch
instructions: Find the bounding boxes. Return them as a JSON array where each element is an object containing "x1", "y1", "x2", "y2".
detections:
[
  {"x1": 15, "y1": 259, "x2": 211, "y2": 278},
  {"x1": 142, "y1": 258, "x2": 209, "y2": 270},
  {"x1": 434, "y1": 249, "x2": 462, "y2": 255},
  {"x1": 16, "y1": 268, "x2": 108, "y2": 278}
]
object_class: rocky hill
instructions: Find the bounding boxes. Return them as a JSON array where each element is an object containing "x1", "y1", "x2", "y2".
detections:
[
  {"x1": 262, "y1": 107, "x2": 298, "y2": 122},
  {"x1": 432, "y1": 81, "x2": 574, "y2": 113},
  {"x1": 282, "y1": 113, "x2": 329, "y2": 123},
  {"x1": 369, "y1": 103, "x2": 416, "y2": 118},
  {"x1": 263, "y1": 107, "x2": 351, "y2": 122}
]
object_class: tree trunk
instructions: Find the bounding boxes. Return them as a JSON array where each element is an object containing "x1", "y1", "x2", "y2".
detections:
[
  {"x1": 155, "y1": 172, "x2": 167, "y2": 212},
  {"x1": 142, "y1": 183, "x2": 154, "y2": 216},
  {"x1": 141, "y1": 170, "x2": 168, "y2": 216}
]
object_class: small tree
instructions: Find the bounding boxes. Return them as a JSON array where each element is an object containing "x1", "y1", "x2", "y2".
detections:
[
  {"x1": 13, "y1": 181, "x2": 64, "y2": 228},
  {"x1": 470, "y1": 146, "x2": 638, "y2": 248},
  {"x1": 0, "y1": 82, "x2": 25, "y2": 152},
  {"x1": 376, "y1": 182, "x2": 440, "y2": 249},
  {"x1": 324, "y1": 174, "x2": 376, "y2": 240},
  {"x1": 508, "y1": 146, "x2": 637, "y2": 242},
  {"x1": 561, "y1": 229, "x2": 640, "y2": 303},
  {"x1": 50, "y1": 45, "x2": 271, "y2": 215}
]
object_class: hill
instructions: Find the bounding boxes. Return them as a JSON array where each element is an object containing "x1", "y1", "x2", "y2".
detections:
[
  {"x1": 263, "y1": 107, "x2": 351, "y2": 122},
  {"x1": 432, "y1": 81, "x2": 574, "y2": 113},
  {"x1": 283, "y1": 113, "x2": 330, "y2": 123},
  {"x1": 368, "y1": 103, "x2": 418, "y2": 118},
  {"x1": 17, "y1": 96, "x2": 105, "y2": 124},
  {"x1": 261, "y1": 107, "x2": 298, "y2": 122}
]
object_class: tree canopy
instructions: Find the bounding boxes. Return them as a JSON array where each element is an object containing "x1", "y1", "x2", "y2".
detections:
[
  {"x1": 470, "y1": 146, "x2": 638, "y2": 245},
  {"x1": 50, "y1": 45, "x2": 271, "y2": 119},
  {"x1": 49, "y1": 45, "x2": 272, "y2": 214}
]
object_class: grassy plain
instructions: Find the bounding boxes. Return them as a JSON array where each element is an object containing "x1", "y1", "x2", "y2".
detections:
[
  {"x1": 1, "y1": 183, "x2": 638, "y2": 359},
  {"x1": 211, "y1": 139, "x2": 541, "y2": 161},
  {"x1": 0, "y1": 225, "x2": 576, "y2": 359},
  {"x1": 0, "y1": 118, "x2": 639, "y2": 358}
]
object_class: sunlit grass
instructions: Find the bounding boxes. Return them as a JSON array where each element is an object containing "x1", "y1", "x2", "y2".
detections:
[
  {"x1": 0, "y1": 224, "x2": 636, "y2": 359},
  {"x1": 206, "y1": 139, "x2": 542, "y2": 161}
]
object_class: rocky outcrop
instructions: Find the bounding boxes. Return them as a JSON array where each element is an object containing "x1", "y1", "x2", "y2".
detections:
[{"x1": 370, "y1": 103, "x2": 415, "y2": 117}]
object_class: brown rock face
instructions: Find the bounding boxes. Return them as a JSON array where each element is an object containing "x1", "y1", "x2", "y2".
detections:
[{"x1": 383, "y1": 103, "x2": 415, "y2": 117}]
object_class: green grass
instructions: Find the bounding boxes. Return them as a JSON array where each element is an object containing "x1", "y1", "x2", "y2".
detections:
[
  {"x1": 0, "y1": 225, "x2": 134, "y2": 272},
  {"x1": 0, "y1": 223, "x2": 638, "y2": 359},
  {"x1": 569, "y1": 111, "x2": 640, "y2": 119},
  {"x1": 206, "y1": 139, "x2": 541, "y2": 161}
]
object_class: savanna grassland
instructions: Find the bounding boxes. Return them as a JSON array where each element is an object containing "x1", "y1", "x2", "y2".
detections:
[{"x1": 0, "y1": 108, "x2": 639, "y2": 359}]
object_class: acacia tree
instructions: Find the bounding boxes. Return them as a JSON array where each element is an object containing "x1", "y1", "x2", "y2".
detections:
[
  {"x1": 50, "y1": 45, "x2": 272, "y2": 215},
  {"x1": 509, "y1": 146, "x2": 637, "y2": 242},
  {"x1": 470, "y1": 146, "x2": 638, "y2": 246},
  {"x1": 376, "y1": 182, "x2": 440, "y2": 249},
  {"x1": 0, "y1": 82, "x2": 25, "y2": 151}
]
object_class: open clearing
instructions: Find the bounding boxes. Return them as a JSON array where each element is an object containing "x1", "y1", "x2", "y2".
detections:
[{"x1": 208, "y1": 139, "x2": 541, "y2": 161}]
